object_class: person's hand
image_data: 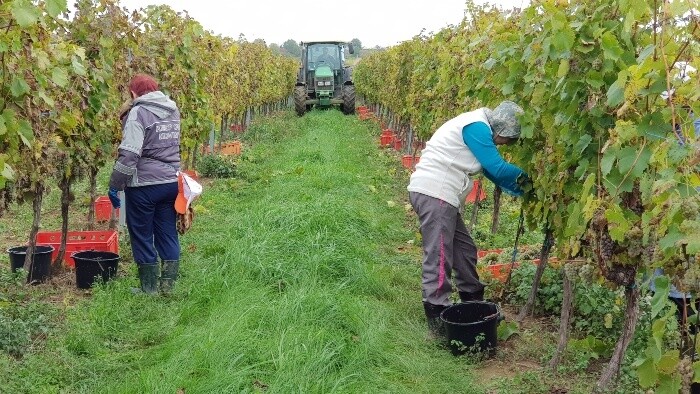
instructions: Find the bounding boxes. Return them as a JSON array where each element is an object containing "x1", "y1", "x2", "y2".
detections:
[
  {"x1": 108, "y1": 188, "x2": 121, "y2": 209},
  {"x1": 517, "y1": 173, "x2": 535, "y2": 198}
]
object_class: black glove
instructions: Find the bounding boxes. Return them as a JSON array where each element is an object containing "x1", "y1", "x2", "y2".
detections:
[{"x1": 517, "y1": 174, "x2": 535, "y2": 197}]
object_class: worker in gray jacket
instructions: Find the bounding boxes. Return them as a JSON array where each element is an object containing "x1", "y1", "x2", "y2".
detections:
[
  {"x1": 108, "y1": 74, "x2": 181, "y2": 295},
  {"x1": 408, "y1": 101, "x2": 529, "y2": 337}
]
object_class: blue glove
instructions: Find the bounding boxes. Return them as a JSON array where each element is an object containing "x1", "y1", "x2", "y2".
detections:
[{"x1": 108, "y1": 188, "x2": 121, "y2": 209}]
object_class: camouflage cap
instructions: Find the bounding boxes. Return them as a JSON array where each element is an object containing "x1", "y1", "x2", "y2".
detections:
[{"x1": 484, "y1": 100, "x2": 524, "y2": 139}]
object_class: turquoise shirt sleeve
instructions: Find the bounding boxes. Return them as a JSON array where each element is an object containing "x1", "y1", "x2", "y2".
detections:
[{"x1": 462, "y1": 122, "x2": 525, "y2": 196}]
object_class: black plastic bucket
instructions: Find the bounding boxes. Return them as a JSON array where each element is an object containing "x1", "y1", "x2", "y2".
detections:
[
  {"x1": 72, "y1": 251, "x2": 120, "y2": 289},
  {"x1": 440, "y1": 301, "x2": 502, "y2": 356},
  {"x1": 7, "y1": 245, "x2": 54, "y2": 283}
]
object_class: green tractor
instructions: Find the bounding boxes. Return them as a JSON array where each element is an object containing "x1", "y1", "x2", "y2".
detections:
[{"x1": 294, "y1": 41, "x2": 355, "y2": 116}]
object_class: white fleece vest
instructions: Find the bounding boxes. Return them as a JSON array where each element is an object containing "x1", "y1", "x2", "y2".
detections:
[{"x1": 407, "y1": 109, "x2": 491, "y2": 210}]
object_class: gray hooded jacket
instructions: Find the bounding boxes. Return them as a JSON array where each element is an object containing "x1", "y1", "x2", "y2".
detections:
[{"x1": 109, "y1": 91, "x2": 181, "y2": 190}]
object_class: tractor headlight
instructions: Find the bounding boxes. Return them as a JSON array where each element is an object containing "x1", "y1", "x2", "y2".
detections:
[
  {"x1": 324, "y1": 81, "x2": 332, "y2": 86},
  {"x1": 317, "y1": 81, "x2": 324, "y2": 86}
]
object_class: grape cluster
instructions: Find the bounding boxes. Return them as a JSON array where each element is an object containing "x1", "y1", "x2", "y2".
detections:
[
  {"x1": 626, "y1": 226, "x2": 643, "y2": 259},
  {"x1": 591, "y1": 209, "x2": 607, "y2": 230},
  {"x1": 681, "y1": 198, "x2": 699, "y2": 218},
  {"x1": 563, "y1": 263, "x2": 579, "y2": 282},
  {"x1": 680, "y1": 356, "x2": 694, "y2": 394},
  {"x1": 599, "y1": 233, "x2": 615, "y2": 262},
  {"x1": 682, "y1": 264, "x2": 700, "y2": 294},
  {"x1": 578, "y1": 263, "x2": 597, "y2": 284},
  {"x1": 642, "y1": 243, "x2": 656, "y2": 265},
  {"x1": 592, "y1": 58, "x2": 602, "y2": 71},
  {"x1": 662, "y1": 318, "x2": 681, "y2": 349}
]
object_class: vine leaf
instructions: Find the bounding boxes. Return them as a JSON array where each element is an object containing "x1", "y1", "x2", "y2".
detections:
[
  {"x1": 655, "y1": 373, "x2": 681, "y2": 394},
  {"x1": 45, "y1": 0, "x2": 67, "y2": 18},
  {"x1": 17, "y1": 120, "x2": 34, "y2": 147},
  {"x1": 605, "y1": 205, "x2": 630, "y2": 241},
  {"x1": 51, "y1": 67, "x2": 69, "y2": 88},
  {"x1": 497, "y1": 320, "x2": 519, "y2": 341},
  {"x1": 635, "y1": 358, "x2": 657, "y2": 388},
  {"x1": 650, "y1": 275, "x2": 670, "y2": 319},
  {"x1": 10, "y1": 77, "x2": 30, "y2": 98},
  {"x1": 11, "y1": 0, "x2": 40, "y2": 27},
  {"x1": 1, "y1": 163, "x2": 14, "y2": 181},
  {"x1": 601, "y1": 149, "x2": 616, "y2": 177},
  {"x1": 601, "y1": 32, "x2": 623, "y2": 61},
  {"x1": 574, "y1": 134, "x2": 592, "y2": 155},
  {"x1": 617, "y1": 147, "x2": 639, "y2": 174},
  {"x1": 606, "y1": 76, "x2": 626, "y2": 107},
  {"x1": 637, "y1": 44, "x2": 654, "y2": 64},
  {"x1": 656, "y1": 350, "x2": 679, "y2": 375}
]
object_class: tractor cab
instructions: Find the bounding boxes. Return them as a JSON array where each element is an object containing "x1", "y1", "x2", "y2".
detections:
[{"x1": 294, "y1": 41, "x2": 355, "y2": 116}]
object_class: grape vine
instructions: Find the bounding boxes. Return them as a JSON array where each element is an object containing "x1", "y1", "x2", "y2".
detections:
[
  {"x1": 356, "y1": 0, "x2": 700, "y2": 391},
  {"x1": 0, "y1": 1, "x2": 296, "y2": 277}
]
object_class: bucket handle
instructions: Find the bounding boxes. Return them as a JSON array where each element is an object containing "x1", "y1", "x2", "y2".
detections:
[
  {"x1": 484, "y1": 302, "x2": 505, "y2": 322},
  {"x1": 70, "y1": 249, "x2": 97, "y2": 258}
]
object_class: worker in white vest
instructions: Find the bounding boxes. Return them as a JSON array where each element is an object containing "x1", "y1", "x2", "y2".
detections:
[{"x1": 407, "y1": 100, "x2": 530, "y2": 338}]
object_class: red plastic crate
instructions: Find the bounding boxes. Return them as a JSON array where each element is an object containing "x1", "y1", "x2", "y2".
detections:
[
  {"x1": 380, "y1": 134, "x2": 392, "y2": 146},
  {"x1": 36, "y1": 230, "x2": 119, "y2": 268},
  {"x1": 401, "y1": 155, "x2": 417, "y2": 169},
  {"x1": 94, "y1": 196, "x2": 119, "y2": 222},
  {"x1": 477, "y1": 249, "x2": 503, "y2": 259},
  {"x1": 486, "y1": 263, "x2": 520, "y2": 282},
  {"x1": 392, "y1": 136, "x2": 402, "y2": 151}
]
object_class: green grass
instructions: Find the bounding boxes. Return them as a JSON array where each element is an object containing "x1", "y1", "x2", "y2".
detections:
[
  {"x1": 0, "y1": 111, "x2": 484, "y2": 393},
  {"x1": 0, "y1": 109, "x2": 613, "y2": 394}
]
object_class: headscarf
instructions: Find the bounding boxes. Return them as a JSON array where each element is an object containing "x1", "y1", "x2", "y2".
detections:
[{"x1": 483, "y1": 100, "x2": 524, "y2": 139}]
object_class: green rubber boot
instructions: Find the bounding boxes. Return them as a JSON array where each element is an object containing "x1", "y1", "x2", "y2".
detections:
[
  {"x1": 137, "y1": 264, "x2": 159, "y2": 295},
  {"x1": 160, "y1": 260, "x2": 180, "y2": 295}
]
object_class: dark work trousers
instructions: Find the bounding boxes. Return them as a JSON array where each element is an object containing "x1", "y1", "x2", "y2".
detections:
[
  {"x1": 409, "y1": 192, "x2": 484, "y2": 306},
  {"x1": 125, "y1": 182, "x2": 180, "y2": 266}
]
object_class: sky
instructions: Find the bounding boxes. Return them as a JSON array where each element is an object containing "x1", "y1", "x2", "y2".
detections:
[{"x1": 118, "y1": 0, "x2": 529, "y2": 48}]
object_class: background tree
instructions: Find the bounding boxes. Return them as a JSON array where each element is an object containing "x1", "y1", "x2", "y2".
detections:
[
  {"x1": 282, "y1": 39, "x2": 301, "y2": 57},
  {"x1": 350, "y1": 38, "x2": 362, "y2": 56},
  {"x1": 268, "y1": 43, "x2": 281, "y2": 55}
]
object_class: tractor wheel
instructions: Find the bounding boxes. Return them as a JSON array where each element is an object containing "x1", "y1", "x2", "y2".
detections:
[
  {"x1": 294, "y1": 86, "x2": 307, "y2": 116},
  {"x1": 342, "y1": 84, "x2": 356, "y2": 115}
]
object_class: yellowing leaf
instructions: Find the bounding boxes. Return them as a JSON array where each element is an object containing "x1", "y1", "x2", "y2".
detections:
[
  {"x1": 1, "y1": 163, "x2": 15, "y2": 180},
  {"x1": 71, "y1": 56, "x2": 87, "y2": 76},
  {"x1": 656, "y1": 350, "x2": 679, "y2": 375},
  {"x1": 557, "y1": 59, "x2": 570, "y2": 78},
  {"x1": 51, "y1": 67, "x2": 69, "y2": 88},
  {"x1": 604, "y1": 313, "x2": 613, "y2": 328}
]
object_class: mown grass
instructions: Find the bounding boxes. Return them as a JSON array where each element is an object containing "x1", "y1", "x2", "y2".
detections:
[{"x1": 1, "y1": 111, "x2": 482, "y2": 393}]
